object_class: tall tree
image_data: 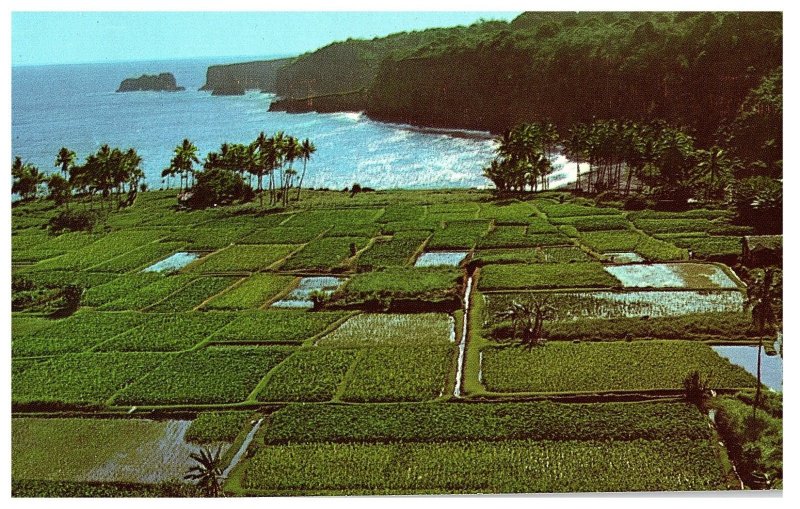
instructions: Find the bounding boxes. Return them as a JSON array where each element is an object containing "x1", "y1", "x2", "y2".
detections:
[
  {"x1": 54, "y1": 147, "x2": 76, "y2": 179},
  {"x1": 745, "y1": 268, "x2": 780, "y2": 418},
  {"x1": 184, "y1": 446, "x2": 224, "y2": 497},
  {"x1": 295, "y1": 138, "x2": 316, "y2": 201}
]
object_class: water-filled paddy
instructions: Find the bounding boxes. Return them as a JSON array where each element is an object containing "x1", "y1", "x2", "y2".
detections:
[
  {"x1": 143, "y1": 252, "x2": 200, "y2": 273},
  {"x1": 712, "y1": 345, "x2": 783, "y2": 392},
  {"x1": 414, "y1": 251, "x2": 468, "y2": 267},
  {"x1": 272, "y1": 276, "x2": 346, "y2": 308},
  {"x1": 604, "y1": 263, "x2": 739, "y2": 289}
]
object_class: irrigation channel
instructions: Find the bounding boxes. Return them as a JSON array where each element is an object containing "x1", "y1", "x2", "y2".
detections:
[
  {"x1": 222, "y1": 418, "x2": 264, "y2": 479},
  {"x1": 453, "y1": 275, "x2": 473, "y2": 398}
]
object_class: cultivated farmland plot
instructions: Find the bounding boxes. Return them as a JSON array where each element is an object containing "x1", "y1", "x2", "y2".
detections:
[
  {"x1": 483, "y1": 290, "x2": 746, "y2": 320},
  {"x1": 316, "y1": 313, "x2": 455, "y2": 347},
  {"x1": 480, "y1": 341, "x2": 755, "y2": 394},
  {"x1": 12, "y1": 418, "x2": 223, "y2": 483},
  {"x1": 272, "y1": 276, "x2": 346, "y2": 308},
  {"x1": 604, "y1": 263, "x2": 740, "y2": 289}
]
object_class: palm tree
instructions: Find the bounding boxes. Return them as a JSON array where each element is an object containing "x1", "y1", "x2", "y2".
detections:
[
  {"x1": 12, "y1": 158, "x2": 45, "y2": 201},
  {"x1": 169, "y1": 139, "x2": 200, "y2": 193},
  {"x1": 745, "y1": 268, "x2": 780, "y2": 418},
  {"x1": 184, "y1": 445, "x2": 224, "y2": 497},
  {"x1": 55, "y1": 147, "x2": 76, "y2": 179},
  {"x1": 496, "y1": 295, "x2": 555, "y2": 349},
  {"x1": 295, "y1": 138, "x2": 316, "y2": 200},
  {"x1": 695, "y1": 145, "x2": 737, "y2": 202}
]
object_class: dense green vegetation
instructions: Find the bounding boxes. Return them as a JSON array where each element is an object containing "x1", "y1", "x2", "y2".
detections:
[
  {"x1": 258, "y1": 349, "x2": 361, "y2": 402},
  {"x1": 186, "y1": 411, "x2": 254, "y2": 444},
  {"x1": 264, "y1": 401, "x2": 711, "y2": 444},
  {"x1": 316, "y1": 313, "x2": 453, "y2": 347},
  {"x1": 481, "y1": 341, "x2": 756, "y2": 393},
  {"x1": 478, "y1": 262, "x2": 620, "y2": 290}
]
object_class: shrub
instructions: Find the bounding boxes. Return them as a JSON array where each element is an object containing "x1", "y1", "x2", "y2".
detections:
[
  {"x1": 48, "y1": 210, "x2": 103, "y2": 233},
  {"x1": 186, "y1": 168, "x2": 252, "y2": 209}
]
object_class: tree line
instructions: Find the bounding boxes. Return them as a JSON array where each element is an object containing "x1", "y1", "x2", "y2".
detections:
[{"x1": 11, "y1": 132, "x2": 316, "y2": 211}]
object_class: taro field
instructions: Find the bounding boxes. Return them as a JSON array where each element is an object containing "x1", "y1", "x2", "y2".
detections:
[{"x1": 11, "y1": 189, "x2": 769, "y2": 495}]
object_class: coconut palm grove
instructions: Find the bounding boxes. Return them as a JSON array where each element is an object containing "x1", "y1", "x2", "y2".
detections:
[{"x1": 10, "y1": 11, "x2": 782, "y2": 497}]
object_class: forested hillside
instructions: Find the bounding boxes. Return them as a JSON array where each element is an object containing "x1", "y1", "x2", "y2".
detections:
[{"x1": 268, "y1": 12, "x2": 781, "y2": 151}]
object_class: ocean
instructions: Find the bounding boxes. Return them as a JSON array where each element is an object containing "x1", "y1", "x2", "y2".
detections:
[{"x1": 12, "y1": 57, "x2": 504, "y2": 190}]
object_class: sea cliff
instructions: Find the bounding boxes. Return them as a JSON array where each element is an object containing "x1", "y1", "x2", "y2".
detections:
[{"x1": 200, "y1": 57, "x2": 294, "y2": 95}]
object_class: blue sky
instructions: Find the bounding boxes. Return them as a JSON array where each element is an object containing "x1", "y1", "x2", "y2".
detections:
[{"x1": 12, "y1": 11, "x2": 522, "y2": 66}]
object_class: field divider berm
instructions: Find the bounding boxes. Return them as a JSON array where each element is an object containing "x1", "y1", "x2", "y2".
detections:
[
  {"x1": 259, "y1": 276, "x2": 302, "y2": 310},
  {"x1": 308, "y1": 311, "x2": 359, "y2": 347},
  {"x1": 191, "y1": 275, "x2": 249, "y2": 311},
  {"x1": 330, "y1": 350, "x2": 368, "y2": 403}
]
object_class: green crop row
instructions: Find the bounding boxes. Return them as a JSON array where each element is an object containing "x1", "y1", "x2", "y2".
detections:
[
  {"x1": 426, "y1": 220, "x2": 490, "y2": 249},
  {"x1": 30, "y1": 230, "x2": 168, "y2": 272},
  {"x1": 209, "y1": 310, "x2": 349, "y2": 344},
  {"x1": 89, "y1": 242, "x2": 186, "y2": 273},
  {"x1": 481, "y1": 341, "x2": 756, "y2": 394},
  {"x1": 203, "y1": 273, "x2": 295, "y2": 310},
  {"x1": 472, "y1": 247, "x2": 592, "y2": 266},
  {"x1": 356, "y1": 231, "x2": 429, "y2": 270},
  {"x1": 550, "y1": 215, "x2": 630, "y2": 231},
  {"x1": 478, "y1": 262, "x2": 619, "y2": 290},
  {"x1": 258, "y1": 348, "x2": 361, "y2": 402},
  {"x1": 99, "y1": 274, "x2": 197, "y2": 311},
  {"x1": 93, "y1": 312, "x2": 235, "y2": 352},
  {"x1": 537, "y1": 201, "x2": 621, "y2": 218},
  {"x1": 185, "y1": 411, "x2": 255, "y2": 444},
  {"x1": 145, "y1": 276, "x2": 240, "y2": 312},
  {"x1": 113, "y1": 346, "x2": 293, "y2": 406},
  {"x1": 239, "y1": 225, "x2": 326, "y2": 244},
  {"x1": 282, "y1": 236, "x2": 370, "y2": 272},
  {"x1": 241, "y1": 438, "x2": 727, "y2": 493},
  {"x1": 333, "y1": 267, "x2": 462, "y2": 309},
  {"x1": 12, "y1": 311, "x2": 148, "y2": 357},
  {"x1": 188, "y1": 244, "x2": 296, "y2": 273},
  {"x1": 82, "y1": 273, "x2": 164, "y2": 307},
  {"x1": 339, "y1": 345, "x2": 455, "y2": 402},
  {"x1": 13, "y1": 352, "x2": 166, "y2": 407},
  {"x1": 264, "y1": 401, "x2": 712, "y2": 444}
]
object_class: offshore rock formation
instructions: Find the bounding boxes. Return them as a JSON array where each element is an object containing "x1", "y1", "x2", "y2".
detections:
[{"x1": 116, "y1": 73, "x2": 185, "y2": 92}]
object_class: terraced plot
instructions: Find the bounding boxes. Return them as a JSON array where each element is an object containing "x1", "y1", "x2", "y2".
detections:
[
  {"x1": 316, "y1": 313, "x2": 454, "y2": 347},
  {"x1": 210, "y1": 310, "x2": 349, "y2": 343},
  {"x1": 258, "y1": 348, "x2": 361, "y2": 402},
  {"x1": 480, "y1": 341, "x2": 755, "y2": 394},
  {"x1": 204, "y1": 273, "x2": 296, "y2": 310},
  {"x1": 113, "y1": 346, "x2": 293, "y2": 406},
  {"x1": 93, "y1": 312, "x2": 235, "y2": 352},
  {"x1": 145, "y1": 276, "x2": 240, "y2": 312},
  {"x1": 187, "y1": 244, "x2": 296, "y2": 273},
  {"x1": 605, "y1": 263, "x2": 739, "y2": 288},
  {"x1": 479, "y1": 262, "x2": 619, "y2": 290}
]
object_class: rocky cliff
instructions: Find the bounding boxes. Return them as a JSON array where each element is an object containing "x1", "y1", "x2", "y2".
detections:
[
  {"x1": 200, "y1": 57, "x2": 294, "y2": 95},
  {"x1": 116, "y1": 73, "x2": 184, "y2": 92}
]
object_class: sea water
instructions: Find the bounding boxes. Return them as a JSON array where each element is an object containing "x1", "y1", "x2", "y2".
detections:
[{"x1": 12, "y1": 57, "x2": 502, "y2": 190}]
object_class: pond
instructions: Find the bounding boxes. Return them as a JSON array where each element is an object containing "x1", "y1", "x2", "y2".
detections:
[
  {"x1": 414, "y1": 251, "x2": 468, "y2": 267},
  {"x1": 271, "y1": 276, "x2": 346, "y2": 308},
  {"x1": 142, "y1": 252, "x2": 200, "y2": 273},
  {"x1": 604, "y1": 262, "x2": 739, "y2": 289},
  {"x1": 712, "y1": 345, "x2": 783, "y2": 392}
]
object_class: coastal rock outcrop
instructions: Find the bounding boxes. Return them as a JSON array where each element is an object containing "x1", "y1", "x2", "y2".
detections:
[
  {"x1": 200, "y1": 58, "x2": 294, "y2": 95},
  {"x1": 116, "y1": 73, "x2": 185, "y2": 92}
]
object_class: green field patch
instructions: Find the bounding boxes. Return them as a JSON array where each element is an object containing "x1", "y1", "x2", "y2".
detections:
[
  {"x1": 12, "y1": 311, "x2": 148, "y2": 357},
  {"x1": 605, "y1": 263, "x2": 739, "y2": 289},
  {"x1": 82, "y1": 273, "x2": 165, "y2": 307},
  {"x1": 13, "y1": 352, "x2": 166, "y2": 406},
  {"x1": 472, "y1": 247, "x2": 591, "y2": 265},
  {"x1": 551, "y1": 215, "x2": 630, "y2": 231},
  {"x1": 378, "y1": 204, "x2": 427, "y2": 223},
  {"x1": 525, "y1": 232, "x2": 572, "y2": 246},
  {"x1": 239, "y1": 225, "x2": 325, "y2": 244},
  {"x1": 166, "y1": 226, "x2": 255, "y2": 250},
  {"x1": 627, "y1": 209, "x2": 731, "y2": 221},
  {"x1": 146, "y1": 276, "x2": 241, "y2": 312},
  {"x1": 203, "y1": 273, "x2": 296, "y2": 310},
  {"x1": 476, "y1": 226, "x2": 536, "y2": 249},
  {"x1": 426, "y1": 220, "x2": 490, "y2": 249},
  {"x1": 188, "y1": 244, "x2": 296, "y2": 273},
  {"x1": 240, "y1": 439, "x2": 727, "y2": 493},
  {"x1": 481, "y1": 341, "x2": 756, "y2": 393},
  {"x1": 633, "y1": 218, "x2": 715, "y2": 234},
  {"x1": 538, "y1": 202, "x2": 621, "y2": 218},
  {"x1": 281, "y1": 236, "x2": 370, "y2": 272},
  {"x1": 356, "y1": 231, "x2": 429, "y2": 270},
  {"x1": 100, "y1": 274, "x2": 197, "y2": 311},
  {"x1": 381, "y1": 218, "x2": 442, "y2": 234},
  {"x1": 89, "y1": 242, "x2": 186, "y2": 273},
  {"x1": 665, "y1": 235, "x2": 742, "y2": 261},
  {"x1": 281, "y1": 208, "x2": 383, "y2": 228},
  {"x1": 340, "y1": 345, "x2": 455, "y2": 402},
  {"x1": 579, "y1": 230, "x2": 687, "y2": 260},
  {"x1": 13, "y1": 231, "x2": 102, "y2": 263},
  {"x1": 113, "y1": 346, "x2": 293, "y2": 405},
  {"x1": 477, "y1": 200, "x2": 538, "y2": 222},
  {"x1": 264, "y1": 401, "x2": 712, "y2": 444},
  {"x1": 258, "y1": 348, "x2": 360, "y2": 402},
  {"x1": 29, "y1": 230, "x2": 168, "y2": 272},
  {"x1": 316, "y1": 313, "x2": 454, "y2": 347},
  {"x1": 325, "y1": 222, "x2": 382, "y2": 238},
  {"x1": 93, "y1": 312, "x2": 235, "y2": 352},
  {"x1": 12, "y1": 417, "x2": 203, "y2": 483},
  {"x1": 334, "y1": 267, "x2": 462, "y2": 309},
  {"x1": 185, "y1": 411, "x2": 254, "y2": 444},
  {"x1": 478, "y1": 262, "x2": 618, "y2": 290},
  {"x1": 210, "y1": 310, "x2": 349, "y2": 344}
]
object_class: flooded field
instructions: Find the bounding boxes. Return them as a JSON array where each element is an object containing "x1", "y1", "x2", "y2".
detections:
[
  {"x1": 272, "y1": 276, "x2": 346, "y2": 308},
  {"x1": 604, "y1": 263, "x2": 739, "y2": 289},
  {"x1": 712, "y1": 345, "x2": 783, "y2": 392},
  {"x1": 414, "y1": 251, "x2": 468, "y2": 267},
  {"x1": 12, "y1": 418, "x2": 228, "y2": 483},
  {"x1": 602, "y1": 252, "x2": 644, "y2": 263},
  {"x1": 143, "y1": 252, "x2": 200, "y2": 273},
  {"x1": 485, "y1": 290, "x2": 745, "y2": 320}
]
